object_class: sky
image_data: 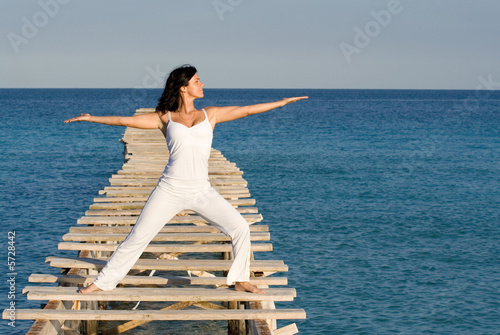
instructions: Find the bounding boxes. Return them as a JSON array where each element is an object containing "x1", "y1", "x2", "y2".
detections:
[{"x1": 1, "y1": 0, "x2": 499, "y2": 89}]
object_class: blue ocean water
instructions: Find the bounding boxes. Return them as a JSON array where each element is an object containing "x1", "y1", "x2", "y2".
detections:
[{"x1": 0, "y1": 88, "x2": 499, "y2": 334}]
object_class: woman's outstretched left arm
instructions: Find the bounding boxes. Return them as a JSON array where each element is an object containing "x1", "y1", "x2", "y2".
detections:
[{"x1": 207, "y1": 96, "x2": 308, "y2": 124}]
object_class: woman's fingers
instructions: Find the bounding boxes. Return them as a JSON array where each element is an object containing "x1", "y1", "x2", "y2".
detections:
[
  {"x1": 64, "y1": 113, "x2": 91, "y2": 123},
  {"x1": 283, "y1": 96, "x2": 309, "y2": 105}
]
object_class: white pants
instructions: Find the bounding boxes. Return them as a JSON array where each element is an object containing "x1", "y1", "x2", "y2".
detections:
[{"x1": 93, "y1": 178, "x2": 251, "y2": 291}]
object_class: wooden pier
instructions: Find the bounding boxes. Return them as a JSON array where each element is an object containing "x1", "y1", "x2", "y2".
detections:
[{"x1": 3, "y1": 108, "x2": 306, "y2": 334}]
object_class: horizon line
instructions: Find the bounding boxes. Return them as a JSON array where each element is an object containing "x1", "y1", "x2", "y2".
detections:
[{"x1": 0, "y1": 87, "x2": 497, "y2": 91}]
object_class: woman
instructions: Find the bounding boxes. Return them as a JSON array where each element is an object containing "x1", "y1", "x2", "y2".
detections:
[{"x1": 65, "y1": 65, "x2": 307, "y2": 294}]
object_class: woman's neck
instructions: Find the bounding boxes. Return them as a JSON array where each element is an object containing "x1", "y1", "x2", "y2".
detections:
[{"x1": 177, "y1": 95, "x2": 197, "y2": 115}]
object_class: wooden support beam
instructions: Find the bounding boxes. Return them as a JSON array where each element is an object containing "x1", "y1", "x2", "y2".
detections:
[
  {"x1": 193, "y1": 301, "x2": 226, "y2": 310},
  {"x1": 24, "y1": 300, "x2": 65, "y2": 335},
  {"x1": 101, "y1": 301, "x2": 194, "y2": 335}
]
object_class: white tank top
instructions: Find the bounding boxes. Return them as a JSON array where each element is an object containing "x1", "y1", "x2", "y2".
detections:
[{"x1": 161, "y1": 108, "x2": 213, "y2": 185}]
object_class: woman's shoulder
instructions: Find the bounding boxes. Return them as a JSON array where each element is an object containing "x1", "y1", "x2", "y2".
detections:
[
  {"x1": 149, "y1": 110, "x2": 168, "y2": 128},
  {"x1": 203, "y1": 106, "x2": 217, "y2": 117},
  {"x1": 202, "y1": 107, "x2": 219, "y2": 127}
]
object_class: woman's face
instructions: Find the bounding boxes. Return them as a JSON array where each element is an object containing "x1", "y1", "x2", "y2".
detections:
[{"x1": 183, "y1": 73, "x2": 204, "y2": 99}]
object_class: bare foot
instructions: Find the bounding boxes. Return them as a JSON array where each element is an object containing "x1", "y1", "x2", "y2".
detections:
[
  {"x1": 78, "y1": 283, "x2": 103, "y2": 294},
  {"x1": 234, "y1": 282, "x2": 264, "y2": 294}
]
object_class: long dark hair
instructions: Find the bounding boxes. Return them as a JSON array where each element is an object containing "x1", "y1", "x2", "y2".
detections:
[{"x1": 155, "y1": 64, "x2": 197, "y2": 113}]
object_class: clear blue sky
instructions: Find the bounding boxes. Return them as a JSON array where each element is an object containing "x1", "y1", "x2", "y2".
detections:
[{"x1": 1, "y1": 0, "x2": 499, "y2": 89}]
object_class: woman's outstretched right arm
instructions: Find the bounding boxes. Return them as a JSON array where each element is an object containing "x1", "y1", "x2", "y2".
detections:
[{"x1": 64, "y1": 112, "x2": 163, "y2": 130}]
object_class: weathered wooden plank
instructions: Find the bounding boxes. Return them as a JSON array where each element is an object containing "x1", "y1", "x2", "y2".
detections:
[
  {"x1": 88, "y1": 200, "x2": 254, "y2": 210},
  {"x1": 273, "y1": 323, "x2": 300, "y2": 335},
  {"x1": 62, "y1": 232, "x2": 270, "y2": 242},
  {"x1": 122, "y1": 162, "x2": 229, "y2": 168},
  {"x1": 123, "y1": 144, "x2": 223, "y2": 150},
  {"x1": 116, "y1": 171, "x2": 243, "y2": 178},
  {"x1": 29, "y1": 274, "x2": 287, "y2": 286},
  {"x1": 88, "y1": 202, "x2": 257, "y2": 212},
  {"x1": 84, "y1": 206, "x2": 258, "y2": 216},
  {"x1": 106, "y1": 178, "x2": 242, "y2": 187},
  {"x1": 76, "y1": 213, "x2": 263, "y2": 225},
  {"x1": 116, "y1": 162, "x2": 236, "y2": 171},
  {"x1": 92, "y1": 197, "x2": 256, "y2": 207},
  {"x1": 124, "y1": 158, "x2": 229, "y2": 165},
  {"x1": 113, "y1": 165, "x2": 240, "y2": 172},
  {"x1": 124, "y1": 143, "x2": 224, "y2": 149},
  {"x1": 99, "y1": 185, "x2": 250, "y2": 193},
  {"x1": 58, "y1": 242, "x2": 273, "y2": 253},
  {"x1": 4, "y1": 308, "x2": 306, "y2": 321},
  {"x1": 99, "y1": 184, "x2": 250, "y2": 191},
  {"x1": 45, "y1": 257, "x2": 288, "y2": 272},
  {"x1": 99, "y1": 189, "x2": 252, "y2": 199},
  {"x1": 108, "y1": 176, "x2": 244, "y2": 186},
  {"x1": 69, "y1": 225, "x2": 268, "y2": 234},
  {"x1": 105, "y1": 176, "x2": 249, "y2": 187},
  {"x1": 23, "y1": 287, "x2": 296, "y2": 302},
  {"x1": 124, "y1": 143, "x2": 223, "y2": 148},
  {"x1": 99, "y1": 189, "x2": 252, "y2": 197},
  {"x1": 123, "y1": 155, "x2": 227, "y2": 161}
]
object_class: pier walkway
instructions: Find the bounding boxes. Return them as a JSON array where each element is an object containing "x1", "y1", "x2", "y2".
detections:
[{"x1": 3, "y1": 108, "x2": 306, "y2": 334}]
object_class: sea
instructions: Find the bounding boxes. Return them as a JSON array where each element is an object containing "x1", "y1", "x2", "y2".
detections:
[{"x1": 0, "y1": 88, "x2": 499, "y2": 335}]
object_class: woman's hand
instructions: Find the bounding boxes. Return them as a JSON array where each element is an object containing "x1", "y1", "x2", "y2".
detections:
[
  {"x1": 64, "y1": 113, "x2": 92, "y2": 123},
  {"x1": 281, "y1": 96, "x2": 309, "y2": 106}
]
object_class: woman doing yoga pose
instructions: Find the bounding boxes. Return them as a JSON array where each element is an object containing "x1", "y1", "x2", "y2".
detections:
[{"x1": 64, "y1": 65, "x2": 307, "y2": 294}]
